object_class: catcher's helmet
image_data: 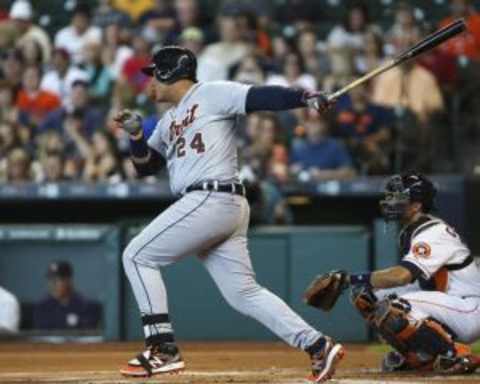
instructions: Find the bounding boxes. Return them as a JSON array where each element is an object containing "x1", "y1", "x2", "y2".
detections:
[
  {"x1": 141, "y1": 46, "x2": 197, "y2": 84},
  {"x1": 380, "y1": 172, "x2": 436, "y2": 221}
]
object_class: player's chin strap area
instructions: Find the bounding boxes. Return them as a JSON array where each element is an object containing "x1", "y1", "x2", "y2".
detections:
[{"x1": 185, "y1": 181, "x2": 246, "y2": 197}]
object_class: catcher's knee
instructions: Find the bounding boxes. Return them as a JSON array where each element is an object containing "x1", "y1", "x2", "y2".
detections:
[{"x1": 372, "y1": 295, "x2": 456, "y2": 364}]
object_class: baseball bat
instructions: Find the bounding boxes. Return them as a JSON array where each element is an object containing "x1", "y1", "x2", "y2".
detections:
[{"x1": 327, "y1": 19, "x2": 467, "y2": 101}]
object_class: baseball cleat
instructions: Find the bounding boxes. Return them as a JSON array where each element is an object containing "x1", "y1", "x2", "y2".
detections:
[
  {"x1": 307, "y1": 337, "x2": 345, "y2": 382},
  {"x1": 120, "y1": 343, "x2": 185, "y2": 377},
  {"x1": 434, "y1": 344, "x2": 480, "y2": 375}
]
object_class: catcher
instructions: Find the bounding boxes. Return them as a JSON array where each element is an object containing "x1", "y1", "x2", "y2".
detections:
[{"x1": 305, "y1": 172, "x2": 480, "y2": 374}]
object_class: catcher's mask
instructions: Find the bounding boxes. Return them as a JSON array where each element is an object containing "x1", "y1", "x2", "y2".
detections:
[
  {"x1": 141, "y1": 46, "x2": 197, "y2": 84},
  {"x1": 380, "y1": 172, "x2": 436, "y2": 221}
]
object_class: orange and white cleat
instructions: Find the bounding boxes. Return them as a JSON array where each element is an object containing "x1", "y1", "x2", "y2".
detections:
[
  {"x1": 120, "y1": 343, "x2": 185, "y2": 377},
  {"x1": 307, "y1": 337, "x2": 345, "y2": 382}
]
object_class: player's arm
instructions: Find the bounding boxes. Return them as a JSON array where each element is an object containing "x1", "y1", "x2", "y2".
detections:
[
  {"x1": 245, "y1": 86, "x2": 332, "y2": 114},
  {"x1": 113, "y1": 110, "x2": 165, "y2": 177}
]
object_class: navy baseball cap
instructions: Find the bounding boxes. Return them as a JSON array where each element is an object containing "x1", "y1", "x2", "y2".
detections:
[{"x1": 47, "y1": 261, "x2": 73, "y2": 279}]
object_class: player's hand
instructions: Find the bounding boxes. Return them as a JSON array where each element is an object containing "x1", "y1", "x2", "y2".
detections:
[
  {"x1": 113, "y1": 109, "x2": 143, "y2": 136},
  {"x1": 304, "y1": 91, "x2": 335, "y2": 114}
]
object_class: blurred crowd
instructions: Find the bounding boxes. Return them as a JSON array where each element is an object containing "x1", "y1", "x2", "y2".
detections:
[{"x1": 0, "y1": 0, "x2": 479, "y2": 188}]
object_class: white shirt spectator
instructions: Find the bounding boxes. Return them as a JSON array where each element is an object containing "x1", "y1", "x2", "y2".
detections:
[
  {"x1": 197, "y1": 42, "x2": 250, "y2": 82},
  {"x1": 54, "y1": 26, "x2": 102, "y2": 65},
  {"x1": 327, "y1": 25, "x2": 365, "y2": 51},
  {"x1": 109, "y1": 46, "x2": 134, "y2": 80},
  {"x1": 265, "y1": 73, "x2": 317, "y2": 92},
  {"x1": 41, "y1": 66, "x2": 89, "y2": 107},
  {"x1": 0, "y1": 286, "x2": 20, "y2": 333}
]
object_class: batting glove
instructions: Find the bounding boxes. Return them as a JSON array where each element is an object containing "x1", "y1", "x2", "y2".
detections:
[
  {"x1": 114, "y1": 109, "x2": 143, "y2": 136},
  {"x1": 303, "y1": 91, "x2": 334, "y2": 114}
]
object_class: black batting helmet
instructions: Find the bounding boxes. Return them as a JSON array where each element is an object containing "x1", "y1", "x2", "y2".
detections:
[
  {"x1": 380, "y1": 171, "x2": 437, "y2": 221},
  {"x1": 141, "y1": 46, "x2": 197, "y2": 84}
]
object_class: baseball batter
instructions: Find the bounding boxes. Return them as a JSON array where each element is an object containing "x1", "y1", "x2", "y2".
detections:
[
  {"x1": 305, "y1": 172, "x2": 480, "y2": 375},
  {"x1": 114, "y1": 46, "x2": 344, "y2": 382}
]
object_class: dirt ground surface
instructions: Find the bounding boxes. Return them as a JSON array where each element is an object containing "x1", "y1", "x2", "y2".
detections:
[{"x1": 0, "y1": 342, "x2": 479, "y2": 384}]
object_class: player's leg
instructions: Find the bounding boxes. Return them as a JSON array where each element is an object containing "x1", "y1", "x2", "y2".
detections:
[
  {"x1": 201, "y1": 195, "x2": 344, "y2": 382},
  {"x1": 121, "y1": 191, "x2": 232, "y2": 376},
  {"x1": 352, "y1": 287, "x2": 480, "y2": 374}
]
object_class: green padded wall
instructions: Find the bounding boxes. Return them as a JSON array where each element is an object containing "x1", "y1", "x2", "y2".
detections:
[{"x1": 373, "y1": 220, "x2": 399, "y2": 270}]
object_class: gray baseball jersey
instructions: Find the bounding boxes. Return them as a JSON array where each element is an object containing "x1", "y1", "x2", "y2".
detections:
[{"x1": 147, "y1": 81, "x2": 251, "y2": 195}]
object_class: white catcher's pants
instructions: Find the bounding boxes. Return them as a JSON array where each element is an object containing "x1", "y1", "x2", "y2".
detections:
[
  {"x1": 376, "y1": 285, "x2": 480, "y2": 343},
  {"x1": 123, "y1": 191, "x2": 321, "y2": 350}
]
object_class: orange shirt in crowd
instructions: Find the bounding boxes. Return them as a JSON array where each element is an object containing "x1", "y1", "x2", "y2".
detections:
[
  {"x1": 16, "y1": 90, "x2": 61, "y2": 123},
  {"x1": 439, "y1": 13, "x2": 480, "y2": 60}
]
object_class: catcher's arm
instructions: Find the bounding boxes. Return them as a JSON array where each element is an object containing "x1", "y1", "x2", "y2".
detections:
[{"x1": 304, "y1": 266, "x2": 414, "y2": 312}]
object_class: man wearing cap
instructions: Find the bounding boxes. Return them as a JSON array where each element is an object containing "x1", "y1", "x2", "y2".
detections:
[
  {"x1": 33, "y1": 261, "x2": 101, "y2": 330},
  {"x1": 2, "y1": 0, "x2": 51, "y2": 64}
]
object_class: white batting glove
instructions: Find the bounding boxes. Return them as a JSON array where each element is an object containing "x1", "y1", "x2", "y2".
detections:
[
  {"x1": 114, "y1": 109, "x2": 143, "y2": 136},
  {"x1": 303, "y1": 91, "x2": 335, "y2": 114}
]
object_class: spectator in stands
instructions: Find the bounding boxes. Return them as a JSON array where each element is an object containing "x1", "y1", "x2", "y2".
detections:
[
  {"x1": 54, "y1": 4, "x2": 102, "y2": 65},
  {"x1": 327, "y1": 2, "x2": 372, "y2": 52},
  {"x1": 39, "y1": 152, "x2": 66, "y2": 182},
  {"x1": 8, "y1": 0, "x2": 51, "y2": 64},
  {"x1": 40, "y1": 48, "x2": 89, "y2": 108},
  {"x1": 0, "y1": 123, "x2": 20, "y2": 159},
  {"x1": 233, "y1": 54, "x2": 265, "y2": 85},
  {"x1": 16, "y1": 65, "x2": 61, "y2": 127},
  {"x1": 290, "y1": 114, "x2": 356, "y2": 182},
  {"x1": 266, "y1": 52, "x2": 316, "y2": 91},
  {"x1": 83, "y1": 131, "x2": 123, "y2": 182},
  {"x1": 355, "y1": 29, "x2": 384, "y2": 75},
  {"x1": 0, "y1": 285, "x2": 20, "y2": 334},
  {"x1": 372, "y1": 27, "x2": 444, "y2": 125},
  {"x1": 114, "y1": 34, "x2": 151, "y2": 103},
  {"x1": 92, "y1": 0, "x2": 131, "y2": 29},
  {"x1": 271, "y1": 35, "x2": 291, "y2": 69},
  {"x1": 102, "y1": 23, "x2": 134, "y2": 81},
  {"x1": 335, "y1": 84, "x2": 392, "y2": 174},
  {"x1": 138, "y1": 0, "x2": 176, "y2": 44},
  {"x1": 197, "y1": 9, "x2": 251, "y2": 81},
  {"x1": 0, "y1": 80, "x2": 18, "y2": 125},
  {"x1": 386, "y1": 2, "x2": 417, "y2": 52},
  {"x1": 322, "y1": 49, "x2": 355, "y2": 93},
  {"x1": 19, "y1": 39, "x2": 43, "y2": 66},
  {"x1": 40, "y1": 80, "x2": 104, "y2": 139},
  {"x1": 0, "y1": 49, "x2": 24, "y2": 97},
  {"x1": 178, "y1": 27, "x2": 205, "y2": 56},
  {"x1": 439, "y1": 0, "x2": 480, "y2": 61},
  {"x1": 172, "y1": 0, "x2": 206, "y2": 43},
  {"x1": 7, "y1": 147, "x2": 31, "y2": 182},
  {"x1": 33, "y1": 261, "x2": 101, "y2": 330},
  {"x1": 83, "y1": 42, "x2": 114, "y2": 105},
  {"x1": 297, "y1": 28, "x2": 330, "y2": 83}
]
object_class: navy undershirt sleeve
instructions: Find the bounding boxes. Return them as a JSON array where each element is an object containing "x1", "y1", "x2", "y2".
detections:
[
  {"x1": 129, "y1": 136, "x2": 165, "y2": 177},
  {"x1": 399, "y1": 260, "x2": 423, "y2": 282},
  {"x1": 245, "y1": 86, "x2": 307, "y2": 113}
]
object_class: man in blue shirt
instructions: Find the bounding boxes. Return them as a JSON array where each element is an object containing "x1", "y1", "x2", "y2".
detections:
[
  {"x1": 33, "y1": 261, "x2": 101, "y2": 330},
  {"x1": 335, "y1": 84, "x2": 392, "y2": 174},
  {"x1": 290, "y1": 114, "x2": 356, "y2": 182}
]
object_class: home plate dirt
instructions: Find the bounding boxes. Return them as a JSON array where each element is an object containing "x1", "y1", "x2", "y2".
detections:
[{"x1": 0, "y1": 342, "x2": 479, "y2": 383}]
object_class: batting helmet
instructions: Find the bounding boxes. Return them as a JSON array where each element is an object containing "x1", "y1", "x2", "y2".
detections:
[
  {"x1": 380, "y1": 172, "x2": 437, "y2": 221},
  {"x1": 141, "y1": 46, "x2": 197, "y2": 84}
]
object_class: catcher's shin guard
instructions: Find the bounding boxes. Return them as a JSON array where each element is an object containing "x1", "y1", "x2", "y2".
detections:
[{"x1": 371, "y1": 295, "x2": 457, "y2": 369}]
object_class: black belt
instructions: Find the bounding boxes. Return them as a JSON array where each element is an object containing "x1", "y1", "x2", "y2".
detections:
[{"x1": 186, "y1": 181, "x2": 246, "y2": 196}]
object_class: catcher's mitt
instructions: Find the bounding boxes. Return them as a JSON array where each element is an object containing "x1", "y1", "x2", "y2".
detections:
[{"x1": 304, "y1": 270, "x2": 350, "y2": 311}]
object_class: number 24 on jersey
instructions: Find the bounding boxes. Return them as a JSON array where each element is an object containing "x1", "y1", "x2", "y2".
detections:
[{"x1": 176, "y1": 133, "x2": 205, "y2": 158}]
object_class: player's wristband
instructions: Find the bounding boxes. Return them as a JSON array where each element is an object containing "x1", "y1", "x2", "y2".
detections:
[
  {"x1": 129, "y1": 134, "x2": 150, "y2": 159},
  {"x1": 350, "y1": 272, "x2": 372, "y2": 287}
]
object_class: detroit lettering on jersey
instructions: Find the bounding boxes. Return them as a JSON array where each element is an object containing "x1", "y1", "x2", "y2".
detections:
[
  {"x1": 168, "y1": 104, "x2": 199, "y2": 142},
  {"x1": 147, "y1": 81, "x2": 252, "y2": 195}
]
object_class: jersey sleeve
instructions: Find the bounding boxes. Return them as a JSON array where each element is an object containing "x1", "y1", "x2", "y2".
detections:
[
  {"x1": 205, "y1": 81, "x2": 252, "y2": 116},
  {"x1": 401, "y1": 225, "x2": 456, "y2": 280},
  {"x1": 147, "y1": 119, "x2": 168, "y2": 157}
]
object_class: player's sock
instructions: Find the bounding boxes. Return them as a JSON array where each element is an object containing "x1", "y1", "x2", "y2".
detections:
[{"x1": 142, "y1": 313, "x2": 176, "y2": 346}]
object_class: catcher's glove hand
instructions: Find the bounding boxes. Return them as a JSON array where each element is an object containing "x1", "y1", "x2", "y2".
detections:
[
  {"x1": 303, "y1": 91, "x2": 335, "y2": 114},
  {"x1": 114, "y1": 109, "x2": 143, "y2": 136},
  {"x1": 304, "y1": 270, "x2": 350, "y2": 311}
]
